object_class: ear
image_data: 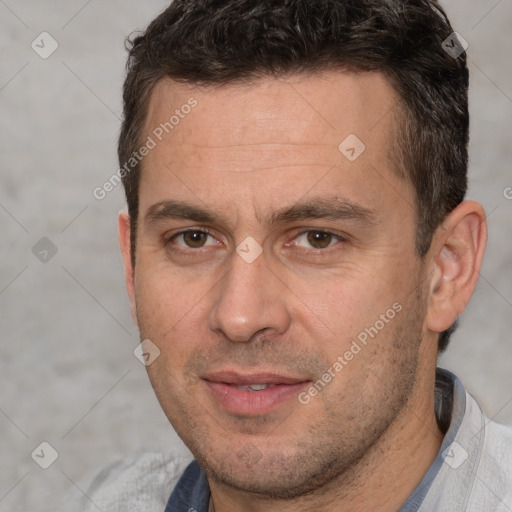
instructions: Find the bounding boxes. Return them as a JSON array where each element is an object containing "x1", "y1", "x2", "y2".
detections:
[
  {"x1": 426, "y1": 200, "x2": 487, "y2": 335},
  {"x1": 118, "y1": 210, "x2": 138, "y2": 326}
]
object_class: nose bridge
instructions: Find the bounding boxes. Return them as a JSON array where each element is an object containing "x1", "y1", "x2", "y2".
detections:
[{"x1": 208, "y1": 249, "x2": 291, "y2": 342}]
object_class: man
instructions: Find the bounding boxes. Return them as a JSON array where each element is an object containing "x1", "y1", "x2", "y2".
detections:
[{"x1": 76, "y1": 0, "x2": 512, "y2": 510}]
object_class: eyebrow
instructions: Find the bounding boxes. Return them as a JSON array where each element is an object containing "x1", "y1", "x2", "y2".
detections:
[
  {"x1": 267, "y1": 198, "x2": 377, "y2": 227},
  {"x1": 145, "y1": 200, "x2": 222, "y2": 226},
  {"x1": 144, "y1": 197, "x2": 377, "y2": 229}
]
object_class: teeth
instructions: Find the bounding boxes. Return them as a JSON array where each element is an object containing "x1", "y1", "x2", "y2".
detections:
[{"x1": 236, "y1": 384, "x2": 274, "y2": 391}]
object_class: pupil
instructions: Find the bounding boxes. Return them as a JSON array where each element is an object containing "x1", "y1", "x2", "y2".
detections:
[
  {"x1": 307, "y1": 231, "x2": 332, "y2": 249},
  {"x1": 185, "y1": 231, "x2": 206, "y2": 247}
]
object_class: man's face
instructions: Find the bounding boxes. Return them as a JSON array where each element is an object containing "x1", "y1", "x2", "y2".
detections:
[{"x1": 125, "y1": 71, "x2": 434, "y2": 497}]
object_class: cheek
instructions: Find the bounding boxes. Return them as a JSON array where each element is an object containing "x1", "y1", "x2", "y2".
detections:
[
  {"x1": 135, "y1": 262, "x2": 203, "y2": 323},
  {"x1": 134, "y1": 268, "x2": 208, "y2": 367},
  {"x1": 290, "y1": 265, "x2": 401, "y2": 333},
  {"x1": 289, "y1": 258, "x2": 417, "y2": 372},
  {"x1": 320, "y1": 297, "x2": 421, "y2": 402}
]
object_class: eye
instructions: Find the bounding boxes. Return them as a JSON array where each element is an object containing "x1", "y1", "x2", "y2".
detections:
[
  {"x1": 294, "y1": 230, "x2": 342, "y2": 250},
  {"x1": 170, "y1": 229, "x2": 219, "y2": 249}
]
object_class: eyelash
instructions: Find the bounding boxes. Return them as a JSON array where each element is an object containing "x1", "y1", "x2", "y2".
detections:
[
  {"x1": 292, "y1": 230, "x2": 345, "y2": 251},
  {"x1": 165, "y1": 228, "x2": 346, "y2": 254},
  {"x1": 165, "y1": 228, "x2": 216, "y2": 250}
]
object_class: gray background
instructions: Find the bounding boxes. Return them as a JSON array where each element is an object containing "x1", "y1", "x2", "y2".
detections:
[{"x1": 0, "y1": 1, "x2": 511, "y2": 510}]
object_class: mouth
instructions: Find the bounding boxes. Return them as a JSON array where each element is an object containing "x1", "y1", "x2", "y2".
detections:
[
  {"x1": 230, "y1": 383, "x2": 278, "y2": 392},
  {"x1": 202, "y1": 370, "x2": 311, "y2": 416}
]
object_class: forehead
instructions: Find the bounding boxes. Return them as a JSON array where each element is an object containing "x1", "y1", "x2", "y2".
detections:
[
  {"x1": 138, "y1": 71, "x2": 411, "y2": 225},
  {"x1": 145, "y1": 71, "x2": 397, "y2": 148}
]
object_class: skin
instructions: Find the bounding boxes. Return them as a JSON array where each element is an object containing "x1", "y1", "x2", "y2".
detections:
[{"x1": 119, "y1": 71, "x2": 487, "y2": 512}]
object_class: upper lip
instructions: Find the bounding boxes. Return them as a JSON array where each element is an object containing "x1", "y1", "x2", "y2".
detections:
[{"x1": 203, "y1": 370, "x2": 310, "y2": 386}]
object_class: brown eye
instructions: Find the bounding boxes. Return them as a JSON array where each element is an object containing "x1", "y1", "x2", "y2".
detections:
[
  {"x1": 171, "y1": 230, "x2": 216, "y2": 249},
  {"x1": 183, "y1": 231, "x2": 208, "y2": 248},
  {"x1": 307, "y1": 231, "x2": 333, "y2": 249}
]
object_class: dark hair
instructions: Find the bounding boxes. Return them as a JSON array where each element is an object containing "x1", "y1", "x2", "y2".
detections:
[{"x1": 119, "y1": 0, "x2": 469, "y2": 352}]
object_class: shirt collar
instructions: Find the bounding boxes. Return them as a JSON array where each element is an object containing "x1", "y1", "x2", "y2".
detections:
[
  {"x1": 398, "y1": 367, "x2": 467, "y2": 510},
  {"x1": 165, "y1": 458, "x2": 210, "y2": 512}
]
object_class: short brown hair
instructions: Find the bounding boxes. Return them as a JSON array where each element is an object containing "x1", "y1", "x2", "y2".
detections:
[{"x1": 119, "y1": 0, "x2": 469, "y2": 352}]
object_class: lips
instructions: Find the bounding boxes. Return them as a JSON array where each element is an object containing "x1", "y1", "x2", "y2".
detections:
[
  {"x1": 203, "y1": 370, "x2": 310, "y2": 416},
  {"x1": 204, "y1": 371, "x2": 308, "y2": 386}
]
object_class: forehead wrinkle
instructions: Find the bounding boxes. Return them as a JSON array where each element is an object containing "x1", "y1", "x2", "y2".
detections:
[
  {"x1": 219, "y1": 163, "x2": 332, "y2": 175},
  {"x1": 176, "y1": 141, "x2": 336, "y2": 160},
  {"x1": 182, "y1": 142, "x2": 334, "y2": 149},
  {"x1": 172, "y1": 140, "x2": 340, "y2": 175}
]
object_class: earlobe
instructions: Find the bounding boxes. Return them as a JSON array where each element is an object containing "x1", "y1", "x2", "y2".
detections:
[
  {"x1": 118, "y1": 210, "x2": 138, "y2": 326},
  {"x1": 426, "y1": 201, "x2": 487, "y2": 335}
]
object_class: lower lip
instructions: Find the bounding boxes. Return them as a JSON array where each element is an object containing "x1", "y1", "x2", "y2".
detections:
[{"x1": 204, "y1": 381, "x2": 310, "y2": 416}]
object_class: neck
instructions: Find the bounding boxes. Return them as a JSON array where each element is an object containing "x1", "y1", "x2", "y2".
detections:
[{"x1": 208, "y1": 372, "x2": 444, "y2": 512}]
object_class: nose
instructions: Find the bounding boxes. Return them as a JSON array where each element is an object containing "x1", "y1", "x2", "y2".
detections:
[{"x1": 208, "y1": 248, "x2": 292, "y2": 343}]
